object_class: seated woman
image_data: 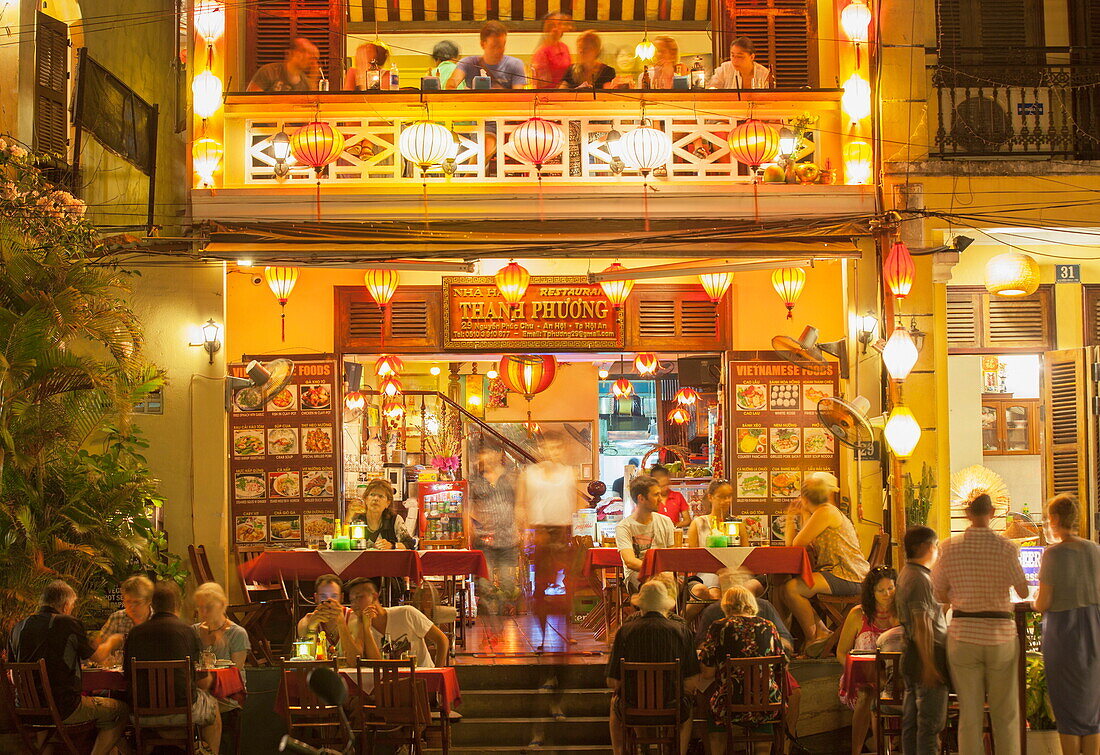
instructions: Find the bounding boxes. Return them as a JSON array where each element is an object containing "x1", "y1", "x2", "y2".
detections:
[
  {"x1": 343, "y1": 42, "x2": 392, "y2": 90},
  {"x1": 707, "y1": 36, "x2": 773, "y2": 89},
  {"x1": 560, "y1": 31, "x2": 616, "y2": 89},
  {"x1": 837, "y1": 567, "x2": 899, "y2": 755},
  {"x1": 193, "y1": 582, "x2": 250, "y2": 671},
  {"x1": 781, "y1": 476, "x2": 869, "y2": 655},
  {"x1": 687, "y1": 479, "x2": 733, "y2": 601},
  {"x1": 698, "y1": 585, "x2": 786, "y2": 754},
  {"x1": 637, "y1": 36, "x2": 681, "y2": 89},
  {"x1": 352, "y1": 479, "x2": 417, "y2": 550},
  {"x1": 428, "y1": 40, "x2": 462, "y2": 88}
]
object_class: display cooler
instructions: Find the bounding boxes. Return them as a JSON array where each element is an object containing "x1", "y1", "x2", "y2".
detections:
[{"x1": 417, "y1": 480, "x2": 469, "y2": 548}]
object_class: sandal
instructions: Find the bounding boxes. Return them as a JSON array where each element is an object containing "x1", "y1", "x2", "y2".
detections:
[{"x1": 803, "y1": 634, "x2": 833, "y2": 658}]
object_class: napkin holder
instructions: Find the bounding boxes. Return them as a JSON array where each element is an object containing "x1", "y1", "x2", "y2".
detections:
[
  {"x1": 421, "y1": 76, "x2": 441, "y2": 90},
  {"x1": 292, "y1": 638, "x2": 316, "y2": 660},
  {"x1": 472, "y1": 75, "x2": 491, "y2": 90}
]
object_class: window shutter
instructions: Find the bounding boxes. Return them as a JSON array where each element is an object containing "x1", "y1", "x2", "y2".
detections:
[
  {"x1": 629, "y1": 285, "x2": 725, "y2": 351},
  {"x1": 246, "y1": 0, "x2": 345, "y2": 86},
  {"x1": 1085, "y1": 286, "x2": 1100, "y2": 346},
  {"x1": 936, "y1": 0, "x2": 1043, "y2": 66},
  {"x1": 335, "y1": 287, "x2": 441, "y2": 353},
  {"x1": 715, "y1": 0, "x2": 813, "y2": 87},
  {"x1": 946, "y1": 288, "x2": 981, "y2": 348},
  {"x1": 34, "y1": 13, "x2": 69, "y2": 157},
  {"x1": 946, "y1": 285, "x2": 1054, "y2": 352},
  {"x1": 1043, "y1": 349, "x2": 1091, "y2": 532}
]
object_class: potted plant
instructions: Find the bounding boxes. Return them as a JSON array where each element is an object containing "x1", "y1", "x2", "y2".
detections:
[{"x1": 1025, "y1": 654, "x2": 1059, "y2": 748}]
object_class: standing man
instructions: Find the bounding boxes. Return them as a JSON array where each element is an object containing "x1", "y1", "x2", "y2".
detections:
[
  {"x1": 650, "y1": 465, "x2": 691, "y2": 527},
  {"x1": 247, "y1": 38, "x2": 320, "y2": 92},
  {"x1": 932, "y1": 494, "x2": 1029, "y2": 755},
  {"x1": 469, "y1": 440, "x2": 520, "y2": 616},
  {"x1": 895, "y1": 526, "x2": 949, "y2": 755},
  {"x1": 616, "y1": 475, "x2": 676, "y2": 593}
]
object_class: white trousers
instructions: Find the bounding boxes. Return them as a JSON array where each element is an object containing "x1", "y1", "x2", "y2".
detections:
[{"x1": 947, "y1": 636, "x2": 1021, "y2": 755}]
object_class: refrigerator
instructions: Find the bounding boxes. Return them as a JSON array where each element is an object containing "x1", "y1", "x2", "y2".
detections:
[{"x1": 416, "y1": 480, "x2": 469, "y2": 547}]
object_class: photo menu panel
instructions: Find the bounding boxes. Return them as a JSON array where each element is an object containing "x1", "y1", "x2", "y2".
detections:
[
  {"x1": 228, "y1": 357, "x2": 339, "y2": 550},
  {"x1": 728, "y1": 352, "x2": 841, "y2": 524}
]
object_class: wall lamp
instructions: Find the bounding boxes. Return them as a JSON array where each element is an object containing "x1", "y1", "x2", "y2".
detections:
[
  {"x1": 857, "y1": 310, "x2": 879, "y2": 353},
  {"x1": 190, "y1": 319, "x2": 222, "y2": 364}
]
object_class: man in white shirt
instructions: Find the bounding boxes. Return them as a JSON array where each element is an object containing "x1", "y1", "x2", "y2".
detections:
[
  {"x1": 707, "y1": 36, "x2": 773, "y2": 90},
  {"x1": 347, "y1": 578, "x2": 449, "y2": 668},
  {"x1": 616, "y1": 475, "x2": 676, "y2": 592}
]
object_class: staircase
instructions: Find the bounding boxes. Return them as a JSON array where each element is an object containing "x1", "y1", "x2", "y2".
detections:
[{"x1": 432, "y1": 660, "x2": 613, "y2": 754}]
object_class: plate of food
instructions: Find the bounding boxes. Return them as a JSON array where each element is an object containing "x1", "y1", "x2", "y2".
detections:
[
  {"x1": 769, "y1": 383, "x2": 800, "y2": 410},
  {"x1": 803, "y1": 427, "x2": 835, "y2": 455},
  {"x1": 269, "y1": 515, "x2": 302, "y2": 541},
  {"x1": 300, "y1": 384, "x2": 331, "y2": 410},
  {"x1": 267, "y1": 386, "x2": 297, "y2": 411},
  {"x1": 802, "y1": 384, "x2": 833, "y2": 411},
  {"x1": 742, "y1": 515, "x2": 768, "y2": 543},
  {"x1": 302, "y1": 470, "x2": 333, "y2": 497},
  {"x1": 234, "y1": 474, "x2": 266, "y2": 499},
  {"x1": 267, "y1": 428, "x2": 298, "y2": 455},
  {"x1": 735, "y1": 384, "x2": 767, "y2": 411},
  {"x1": 303, "y1": 427, "x2": 333, "y2": 454},
  {"x1": 736, "y1": 427, "x2": 767, "y2": 455},
  {"x1": 736, "y1": 471, "x2": 768, "y2": 498},
  {"x1": 232, "y1": 430, "x2": 265, "y2": 457},
  {"x1": 304, "y1": 515, "x2": 335, "y2": 543},
  {"x1": 269, "y1": 472, "x2": 300, "y2": 498},
  {"x1": 770, "y1": 470, "x2": 802, "y2": 498},
  {"x1": 770, "y1": 515, "x2": 786, "y2": 542},
  {"x1": 770, "y1": 427, "x2": 801, "y2": 455},
  {"x1": 235, "y1": 515, "x2": 266, "y2": 543},
  {"x1": 234, "y1": 387, "x2": 264, "y2": 412}
]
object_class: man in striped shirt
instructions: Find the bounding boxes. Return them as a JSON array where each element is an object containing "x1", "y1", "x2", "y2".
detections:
[{"x1": 932, "y1": 494, "x2": 1029, "y2": 755}]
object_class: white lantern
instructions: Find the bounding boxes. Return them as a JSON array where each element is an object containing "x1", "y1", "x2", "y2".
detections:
[
  {"x1": 635, "y1": 36, "x2": 656, "y2": 62},
  {"x1": 841, "y1": 0, "x2": 872, "y2": 43},
  {"x1": 884, "y1": 405, "x2": 921, "y2": 458},
  {"x1": 985, "y1": 252, "x2": 1040, "y2": 297},
  {"x1": 619, "y1": 125, "x2": 672, "y2": 175},
  {"x1": 192, "y1": 71, "x2": 223, "y2": 119},
  {"x1": 192, "y1": 137, "x2": 223, "y2": 188},
  {"x1": 882, "y1": 325, "x2": 919, "y2": 380},
  {"x1": 398, "y1": 121, "x2": 453, "y2": 171},
  {"x1": 841, "y1": 74, "x2": 871, "y2": 122},
  {"x1": 194, "y1": 0, "x2": 225, "y2": 43}
]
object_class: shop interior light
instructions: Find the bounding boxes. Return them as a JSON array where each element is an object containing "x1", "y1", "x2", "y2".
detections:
[
  {"x1": 841, "y1": 74, "x2": 872, "y2": 122},
  {"x1": 237, "y1": 259, "x2": 253, "y2": 268},
  {"x1": 599, "y1": 262, "x2": 634, "y2": 308},
  {"x1": 778, "y1": 127, "x2": 798, "y2": 159},
  {"x1": 382, "y1": 400, "x2": 405, "y2": 420},
  {"x1": 635, "y1": 35, "x2": 656, "y2": 62},
  {"x1": 884, "y1": 405, "x2": 921, "y2": 458},
  {"x1": 467, "y1": 393, "x2": 483, "y2": 407},
  {"x1": 598, "y1": 366, "x2": 610, "y2": 379},
  {"x1": 344, "y1": 391, "x2": 365, "y2": 411},
  {"x1": 192, "y1": 71, "x2": 223, "y2": 120},
  {"x1": 633, "y1": 353, "x2": 659, "y2": 377},
  {"x1": 611, "y1": 378, "x2": 634, "y2": 398},
  {"x1": 380, "y1": 376, "x2": 403, "y2": 397},
  {"x1": 882, "y1": 325, "x2": 919, "y2": 380},
  {"x1": 985, "y1": 251, "x2": 1040, "y2": 297},
  {"x1": 429, "y1": 365, "x2": 441, "y2": 376},
  {"x1": 668, "y1": 405, "x2": 691, "y2": 425},
  {"x1": 486, "y1": 368, "x2": 499, "y2": 380},
  {"x1": 375, "y1": 354, "x2": 404, "y2": 377}
]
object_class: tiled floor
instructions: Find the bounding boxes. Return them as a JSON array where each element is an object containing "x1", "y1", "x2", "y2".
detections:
[{"x1": 456, "y1": 613, "x2": 608, "y2": 663}]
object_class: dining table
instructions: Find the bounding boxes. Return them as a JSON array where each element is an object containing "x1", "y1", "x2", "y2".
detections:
[
  {"x1": 340, "y1": 665, "x2": 462, "y2": 715},
  {"x1": 82, "y1": 665, "x2": 247, "y2": 706},
  {"x1": 638, "y1": 545, "x2": 815, "y2": 585}
]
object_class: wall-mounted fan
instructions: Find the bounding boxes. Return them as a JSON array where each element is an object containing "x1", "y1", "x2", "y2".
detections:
[
  {"x1": 226, "y1": 358, "x2": 295, "y2": 412},
  {"x1": 772, "y1": 326, "x2": 849, "y2": 380},
  {"x1": 816, "y1": 395, "x2": 883, "y2": 456}
]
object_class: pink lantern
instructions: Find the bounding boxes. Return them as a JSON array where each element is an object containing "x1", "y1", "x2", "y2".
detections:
[{"x1": 509, "y1": 117, "x2": 565, "y2": 178}]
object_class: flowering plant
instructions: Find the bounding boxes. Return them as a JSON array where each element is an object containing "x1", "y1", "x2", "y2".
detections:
[{"x1": 431, "y1": 455, "x2": 460, "y2": 474}]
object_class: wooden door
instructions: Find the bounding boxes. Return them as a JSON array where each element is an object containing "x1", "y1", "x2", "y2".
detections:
[{"x1": 1042, "y1": 348, "x2": 1095, "y2": 536}]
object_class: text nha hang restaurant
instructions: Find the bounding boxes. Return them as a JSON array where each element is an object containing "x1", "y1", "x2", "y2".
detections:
[{"x1": 220, "y1": 241, "x2": 888, "y2": 554}]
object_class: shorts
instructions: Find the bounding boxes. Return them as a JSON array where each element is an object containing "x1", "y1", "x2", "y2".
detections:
[
  {"x1": 140, "y1": 688, "x2": 218, "y2": 727},
  {"x1": 63, "y1": 696, "x2": 128, "y2": 730},
  {"x1": 820, "y1": 571, "x2": 861, "y2": 596},
  {"x1": 686, "y1": 573, "x2": 719, "y2": 590}
]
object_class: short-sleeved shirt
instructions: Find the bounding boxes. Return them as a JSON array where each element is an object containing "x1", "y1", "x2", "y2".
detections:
[
  {"x1": 606, "y1": 611, "x2": 700, "y2": 682},
  {"x1": 931, "y1": 526, "x2": 1028, "y2": 644},
  {"x1": 101, "y1": 606, "x2": 151, "y2": 639},
  {"x1": 616, "y1": 512, "x2": 676, "y2": 585},
  {"x1": 248, "y1": 62, "x2": 315, "y2": 92},
  {"x1": 658, "y1": 490, "x2": 690, "y2": 524},
  {"x1": 895, "y1": 562, "x2": 948, "y2": 678},
  {"x1": 1039, "y1": 539, "x2": 1100, "y2": 612},
  {"x1": 124, "y1": 611, "x2": 203, "y2": 707},
  {"x1": 454, "y1": 55, "x2": 526, "y2": 89},
  {"x1": 531, "y1": 42, "x2": 571, "y2": 87},
  {"x1": 193, "y1": 621, "x2": 250, "y2": 663},
  {"x1": 369, "y1": 605, "x2": 436, "y2": 669},
  {"x1": 561, "y1": 63, "x2": 616, "y2": 89},
  {"x1": 8, "y1": 607, "x2": 94, "y2": 720},
  {"x1": 695, "y1": 598, "x2": 793, "y2": 648},
  {"x1": 698, "y1": 615, "x2": 783, "y2": 726}
]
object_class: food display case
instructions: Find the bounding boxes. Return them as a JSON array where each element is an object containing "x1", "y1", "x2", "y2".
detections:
[{"x1": 417, "y1": 480, "x2": 469, "y2": 547}]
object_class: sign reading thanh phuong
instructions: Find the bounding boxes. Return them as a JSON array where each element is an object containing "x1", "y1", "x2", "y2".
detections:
[{"x1": 442, "y1": 276, "x2": 624, "y2": 350}]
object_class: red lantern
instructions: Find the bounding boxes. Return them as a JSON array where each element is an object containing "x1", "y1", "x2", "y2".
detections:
[
  {"x1": 599, "y1": 262, "x2": 634, "y2": 309},
  {"x1": 499, "y1": 355, "x2": 558, "y2": 430},
  {"x1": 668, "y1": 405, "x2": 691, "y2": 425},
  {"x1": 728, "y1": 119, "x2": 780, "y2": 170},
  {"x1": 634, "y1": 353, "x2": 659, "y2": 377},
  {"x1": 375, "y1": 354, "x2": 403, "y2": 377},
  {"x1": 495, "y1": 261, "x2": 530, "y2": 310},
  {"x1": 364, "y1": 269, "x2": 400, "y2": 309},
  {"x1": 674, "y1": 387, "x2": 700, "y2": 406},
  {"x1": 884, "y1": 240, "x2": 915, "y2": 300},
  {"x1": 509, "y1": 117, "x2": 565, "y2": 176},
  {"x1": 611, "y1": 378, "x2": 634, "y2": 398},
  {"x1": 291, "y1": 121, "x2": 345, "y2": 175}
]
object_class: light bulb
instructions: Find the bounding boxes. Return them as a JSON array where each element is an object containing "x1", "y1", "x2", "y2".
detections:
[
  {"x1": 598, "y1": 368, "x2": 610, "y2": 379},
  {"x1": 430, "y1": 366, "x2": 441, "y2": 376},
  {"x1": 486, "y1": 369, "x2": 498, "y2": 379}
]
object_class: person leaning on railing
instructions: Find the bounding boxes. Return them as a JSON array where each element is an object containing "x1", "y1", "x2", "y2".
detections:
[{"x1": 707, "y1": 36, "x2": 773, "y2": 90}]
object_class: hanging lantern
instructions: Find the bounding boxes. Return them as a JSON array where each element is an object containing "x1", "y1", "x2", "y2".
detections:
[
  {"x1": 508, "y1": 117, "x2": 565, "y2": 176},
  {"x1": 398, "y1": 120, "x2": 453, "y2": 172},
  {"x1": 192, "y1": 71, "x2": 223, "y2": 119},
  {"x1": 382, "y1": 400, "x2": 406, "y2": 421},
  {"x1": 635, "y1": 35, "x2": 656, "y2": 62},
  {"x1": 668, "y1": 405, "x2": 691, "y2": 425},
  {"x1": 375, "y1": 354, "x2": 404, "y2": 377},
  {"x1": 611, "y1": 378, "x2": 635, "y2": 398},
  {"x1": 264, "y1": 266, "x2": 299, "y2": 341},
  {"x1": 194, "y1": 0, "x2": 225, "y2": 42},
  {"x1": 495, "y1": 261, "x2": 530, "y2": 310},
  {"x1": 841, "y1": 0, "x2": 872, "y2": 43},
  {"x1": 699, "y1": 272, "x2": 733, "y2": 304},
  {"x1": 291, "y1": 121, "x2": 345, "y2": 175},
  {"x1": 845, "y1": 140, "x2": 872, "y2": 184},
  {"x1": 842, "y1": 74, "x2": 872, "y2": 122},
  {"x1": 884, "y1": 405, "x2": 921, "y2": 458},
  {"x1": 364, "y1": 269, "x2": 400, "y2": 309},
  {"x1": 634, "y1": 353, "x2": 659, "y2": 377},
  {"x1": 675, "y1": 387, "x2": 701, "y2": 406},
  {"x1": 499, "y1": 355, "x2": 558, "y2": 429},
  {"x1": 985, "y1": 252, "x2": 1040, "y2": 298},
  {"x1": 379, "y1": 376, "x2": 403, "y2": 398},
  {"x1": 619, "y1": 125, "x2": 672, "y2": 175},
  {"x1": 344, "y1": 391, "x2": 366, "y2": 411},
  {"x1": 598, "y1": 366, "x2": 610, "y2": 379},
  {"x1": 771, "y1": 267, "x2": 807, "y2": 320},
  {"x1": 884, "y1": 240, "x2": 915, "y2": 299},
  {"x1": 727, "y1": 119, "x2": 780, "y2": 171},
  {"x1": 599, "y1": 263, "x2": 634, "y2": 308},
  {"x1": 191, "y1": 137, "x2": 223, "y2": 188},
  {"x1": 882, "y1": 325, "x2": 919, "y2": 380}
]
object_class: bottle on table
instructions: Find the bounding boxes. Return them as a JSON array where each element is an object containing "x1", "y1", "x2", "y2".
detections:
[
  {"x1": 641, "y1": 67, "x2": 652, "y2": 90},
  {"x1": 366, "y1": 61, "x2": 381, "y2": 90},
  {"x1": 390, "y1": 61, "x2": 400, "y2": 89},
  {"x1": 316, "y1": 631, "x2": 329, "y2": 661},
  {"x1": 690, "y1": 56, "x2": 705, "y2": 89}
]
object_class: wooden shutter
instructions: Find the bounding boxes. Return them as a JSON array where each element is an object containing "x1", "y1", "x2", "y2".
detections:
[
  {"x1": 936, "y1": 0, "x2": 1044, "y2": 66},
  {"x1": 1085, "y1": 285, "x2": 1100, "y2": 346},
  {"x1": 715, "y1": 0, "x2": 814, "y2": 88},
  {"x1": 945, "y1": 285, "x2": 1055, "y2": 352},
  {"x1": 627, "y1": 285, "x2": 726, "y2": 351},
  {"x1": 1043, "y1": 349, "x2": 1095, "y2": 535},
  {"x1": 335, "y1": 286, "x2": 441, "y2": 353},
  {"x1": 34, "y1": 13, "x2": 69, "y2": 157},
  {"x1": 246, "y1": 0, "x2": 345, "y2": 86}
]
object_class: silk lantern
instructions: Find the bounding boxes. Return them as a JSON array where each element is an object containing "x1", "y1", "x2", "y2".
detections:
[
  {"x1": 509, "y1": 118, "x2": 565, "y2": 178},
  {"x1": 841, "y1": 0, "x2": 872, "y2": 43},
  {"x1": 192, "y1": 71, "x2": 223, "y2": 119},
  {"x1": 291, "y1": 121, "x2": 345, "y2": 174},
  {"x1": 699, "y1": 272, "x2": 733, "y2": 304},
  {"x1": 495, "y1": 261, "x2": 530, "y2": 310},
  {"x1": 499, "y1": 355, "x2": 558, "y2": 430},
  {"x1": 884, "y1": 240, "x2": 915, "y2": 299},
  {"x1": 264, "y1": 266, "x2": 299, "y2": 341},
  {"x1": 599, "y1": 263, "x2": 634, "y2": 308},
  {"x1": 194, "y1": 0, "x2": 225, "y2": 42},
  {"x1": 985, "y1": 252, "x2": 1040, "y2": 297},
  {"x1": 882, "y1": 325, "x2": 919, "y2": 380},
  {"x1": 771, "y1": 267, "x2": 807, "y2": 319},
  {"x1": 398, "y1": 120, "x2": 452, "y2": 172},
  {"x1": 675, "y1": 387, "x2": 701, "y2": 406},
  {"x1": 842, "y1": 74, "x2": 872, "y2": 122},
  {"x1": 634, "y1": 353, "x2": 659, "y2": 377},
  {"x1": 619, "y1": 125, "x2": 672, "y2": 175},
  {"x1": 375, "y1": 354, "x2": 403, "y2": 377},
  {"x1": 884, "y1": 405, "x2": 921, "y2": 458},
  {"x1": 192, "y1": 137, "x2": 222, "y2": 188},
  {"x1": 727, "y1": 119, "x2": 780, "y2": 171},
  {"x1": 845, "y1": 140, "x2": 872, "y2": 184},
  {"x1": 364, "y1": 269, "x2": 400, "y2": 309}
]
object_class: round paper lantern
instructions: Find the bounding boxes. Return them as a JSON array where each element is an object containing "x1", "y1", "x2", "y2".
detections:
[
  {"x1": 668, "y1": 405, "x2": 691, "y2": 425},
  {"x1": 699, "y1": 272, "x2": 733, "y2": 304},
  {"x1": 375, "y1": 354, "x2": 404, "y2": 377},
  {"x1": 192, "y1": 137, "x2": 223, "y2": 188},
  {"x1": 509, "y1": 117, "x2": 564, "y2": 174},
  {"x1": 364, "y1": 269, "x2": 400, "y2": 309},
  {"x1": 985, "y1": 252, "x2": 1040, "y2": 297},
  {"x1": 612, "y1": 378, "x2": 634, "y2": 398},
  {"x1": 727, "y1": 119, "x2": 780, "y2": 170},
  {"x1": 599, "y1": 262, "x2": 634, "y2": 308},
  {"x1": 883, "y1": 325, "x2": 919, "y2": 380},
  {"x1": 498, "y1": 355, "x2": 557, "y2": 400},
  {"x1": 619, "y1": 126, "x2": 672, "y2": 175},
  {"x1": 842, "y1": 74, "x2": 872, "y2": 122},
  {"x1": 495, "y1": 261, "x2": 531, "y2": 309},
  {"x1": 634, "y1": 353, "x2": 659, "y2": 377},
  {"x1": 291, "y1": 121, "x2": 345, "y2": 175},
  {"x1": 264, "y1": 266, "x2": 299, "y2": 341},
  {"x1": 884, "y1": 405, "x2": 921, "y2": 458},
  {"x1": 675, "y1": 387, "x2": 701, "y2": 406},
  {"x1": 398, "y1": 120, "x2": 452, "y2": 171},
  {"x1": 884, "y1": 240, "x2": 915, "y2": 299},
  {"x1": 194, "y1": 0, "x2": 225, "y2": 42},
  {"x1": 841, "y1": 0, "x2": 872, "y2": 43},
  {"x1": 192, "y1": 71, "x2": 223, "y2": 119},
  {"x1": 771, "y1": 267, "x2": 807, "y2": 319}
]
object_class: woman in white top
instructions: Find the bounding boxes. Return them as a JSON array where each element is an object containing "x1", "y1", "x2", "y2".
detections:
[
  {"x1": 687, "y1": 479, "x2": 733, "y2": 601},
  {"x1": 707, "y1": 36, "x2": 773, "y2": 90}
]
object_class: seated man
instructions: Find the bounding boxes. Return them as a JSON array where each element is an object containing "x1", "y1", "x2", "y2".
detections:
[
  {"x1": 296, "y1": 573, "x2": 360, "y2": 658},
  {"x1": 124, "y1": 581, "x2": 221, "y2": 752},
  {"x1": 446, "y1": 21, "x2": 526, "y2": 90},
  {"x1": 706, "y1": 36, "x2": 773, "y2": 90},
  {"x1": 347, "y1": 578, "x2": 449, "y2": 668},
  {"x1": 8, "y1": 581, "x2": 130, "y2": 755},
  {"x1": 606, "y1": 580, "x2": 700, "y2": 754},
  {"x1": 616, "y1": 475, "x2": 676, "y2": 592},
  {"x1": 98, "y1": 574, "x2": 154, "y2": 647},
  {"x1": 247, "y1": 37, "x2": 320, "y2": 92}
]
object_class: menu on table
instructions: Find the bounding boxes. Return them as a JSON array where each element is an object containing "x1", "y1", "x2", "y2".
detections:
[
  {"x1": 228, "y1": 357, "x2": 340, "y2": 550},
  {"x1": 727, "y1": 352, "x2": 841, "y2": 540}
]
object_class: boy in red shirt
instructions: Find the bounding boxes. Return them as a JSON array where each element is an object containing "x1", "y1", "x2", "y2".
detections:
[{"x1": 651, "y1": 465, "x2": 690, "y2": 527}]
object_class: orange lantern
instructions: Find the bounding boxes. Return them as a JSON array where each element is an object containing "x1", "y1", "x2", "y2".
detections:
[
  {"x1": 379, "y1": 376, "x2": 403, "y2": 398},
  {"x1": 499, "y1": 354, "x2": 558, "y2": 430},
  {"x1": 375, "y1": 354, "x2": 404, "y2": 377},
  {"x1": 599, "y1": 262, "x2": 634, "y2": 309},
  {"x1": 382, "y1": 400, "x2": 405, "y2": 421},
  {"x1": 675, "y1": 387, "x2": 701, "y2": 406},
  {"x1": 634, "y1": 353, "x2": 659, "y2": 377},
  {"x1": 884, "y1": 240, "x2": 915, "y2": 300},
  {"x1": 771, "y1": 267, "x2": 807, "y2": 320},
  {"x1": 264, "y1": 266, "x2": 299, "y2": 341},
  {"x1": 291, "y1": 121, "x2": 345, "y2": 175},
  {"x1": 728, "y1": 119, "x2": 780, "y2": 171},
  {"x1": 611, "y1": 378, "x2": 634, "y2": 398},
  {"x1": 699, "y1": 272, "x2": 733, "y2": 304},
  {"x1": 344, "y1": 391, "x2": 365, "y2": 411},
  {"x1": 668, "y1": 405, "x2": 692, "y2": 425},
  {"x1": 495, "y1": 261, "x2": 530, "y2": 310},
  {"x1": 364, "y1": 269, "x2": 400, "y2": 309}
]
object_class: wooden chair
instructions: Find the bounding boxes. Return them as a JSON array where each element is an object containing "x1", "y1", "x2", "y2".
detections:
[
  {"x1": 130, "y1": 658, "x2": 200, "y2": 754},
  {"x1": 875, "y1": 651, "x2": 905, "y2": 754},
  {"x1": 357, "y1": 658, "x2": 431, "y2": 755},
  {"x1": 188, "y1": 544, "x2": 217, "y2": 584},
  {"x1": 941, "y1": 694, "x2": 996, "y2": 754},
  {"x1": 867, "y1": 532, "x2": 891, "y2": 569},
  {"x1": 0, "y1": 659, "x2": 98, "y2": 754},
  {"x1": 717, "y1": 655, "x2": 788, "y2": 754},
  {"x1": 234, "y1": 546, "x2": 293, "y2": 656},
  {"x1": 619, "y1": 660, "x2": 683, "y2": 754},
  {"x1": 812, "y1": 533, "x2": 893, "y2": 656},
  {"x1": 279, "y1": 659, "x2": 344, "y2": 748}
]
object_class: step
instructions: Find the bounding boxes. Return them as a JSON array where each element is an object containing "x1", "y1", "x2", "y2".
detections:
[
  {"x1": 451, "y1": 716, "x2": 611, "y2": 747},
  {"x1": 427, "y1": 747, "x2": 612, "y2": 754},
  {"x1": 454, "y1": 662, "x2": 607, "y2": 690},
  {"x1": 459, "y1": 688, "x2": 612, "y2": 718}
]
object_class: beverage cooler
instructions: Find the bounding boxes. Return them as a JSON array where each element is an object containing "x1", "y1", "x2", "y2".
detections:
[{"x1": 417, "y1": 480, "x2": 469, "y2": 547}]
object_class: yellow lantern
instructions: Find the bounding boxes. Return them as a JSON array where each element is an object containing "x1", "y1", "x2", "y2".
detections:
[
  {"x1": 380, "y1": 376, "x2": 403, "y2": 398},
  {"x1": 727, "y1": 119, "x2": 780, "y2": 171},
  {"x1": 194, "y1": 0, "x2": 225, "y2": 42},
  {"x1": 264, "y1": 266, "x2": 299, "y2": 341},
  {"x1": 675, "y1": 387, "x2": 701, "y2": 406},
  {"x1": 192, "y1": 137, "x2": 222, "y2": 188},
  {"x1": 612, "y1": 378, "x2": 634, "y2": 398},
  {"x1": 841, "y1": 74, "x2": 872, "y2": 122},
  {"x1": 984, "y1": 252, "x2": 1040, "y2": 297},
  {"x1": 291, "y1": 121, "x2": 345, "y2": 175},
  {"x1": 599, "y1": 262, "x2": 634, "y2": 309},
  {"x1": 884, "y1": 405, "x2": 921, "y2": 458},
  {"x1": 699, "y1": 272, "x2": 733, "y2": 304},
  {"x1": 845, "y1": 141, "x2": 872, "y2": 185},
  {"x1": 364, "y1": 269, "x2": 400, "y2": 309},
  {"x1": 375, "y1": 354, "x2": 404, "y2": 377},
  {"x1": 771, "y1": 267, "x2": 807, "y2": 320},
  {"x1": 668, "y1": 405, "x2": 691, "y2": 425},
  {"x1": 882, "y1": 325, "x2": 919, "y2": 380},
  {"x1": 192, "y1": 70, "x2": 223, "y2": 119},
  {"x1": 633, "y1": 353, "x2": 659, "y2": 377},
  {"x1": 495, "y1": 261, "x2": 530, "y2": 309}
]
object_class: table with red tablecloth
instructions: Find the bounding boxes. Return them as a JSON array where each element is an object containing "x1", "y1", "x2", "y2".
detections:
[
  {"x1": 839, "y1": 654, "x2": 876, "y2": 707},
  {"x1": 240, "y1": 549, "x2": 425, "y2": 583},
  {"x1": 82, "y1": 666, "x2": 246, "y2": 706},
  {"x1": 340, "y1": 666, "x2": 462, "y2": 715},
  {"x1": 582, "y1": 547, "x2": 624, "y2": 578},
  {"x1": 419, "y1": 550, "x2": 489, "y2": 580},
  {"x1": 638, "y1": 546, "x2": 814, "y2": 585}
]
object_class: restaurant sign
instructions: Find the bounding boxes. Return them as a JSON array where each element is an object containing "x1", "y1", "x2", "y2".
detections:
[{"x1": 442, "y1": 275, "x2": 623, "y2": 350}]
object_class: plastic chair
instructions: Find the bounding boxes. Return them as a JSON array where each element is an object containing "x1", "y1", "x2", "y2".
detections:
[
  {"x1": 0, "y1": 659, "x2": 98, "y2": 754},
  {"x1": 130, "y1": 658, "x2": 199, "y2": 754},
  {"x1": 620, "y1": 659, "x2": 683, "y2": 754},
  {"x1": 717, "y1": 655, "x2": 788, "y2": 753}
]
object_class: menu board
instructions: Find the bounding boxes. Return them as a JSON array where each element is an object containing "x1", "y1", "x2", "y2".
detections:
[
  {"x1": 727, "y1": 353, "x2": 841, "y2": 521},
  {"x1": 228, "y1": 357, "x2": 340, "y2": 549}
]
